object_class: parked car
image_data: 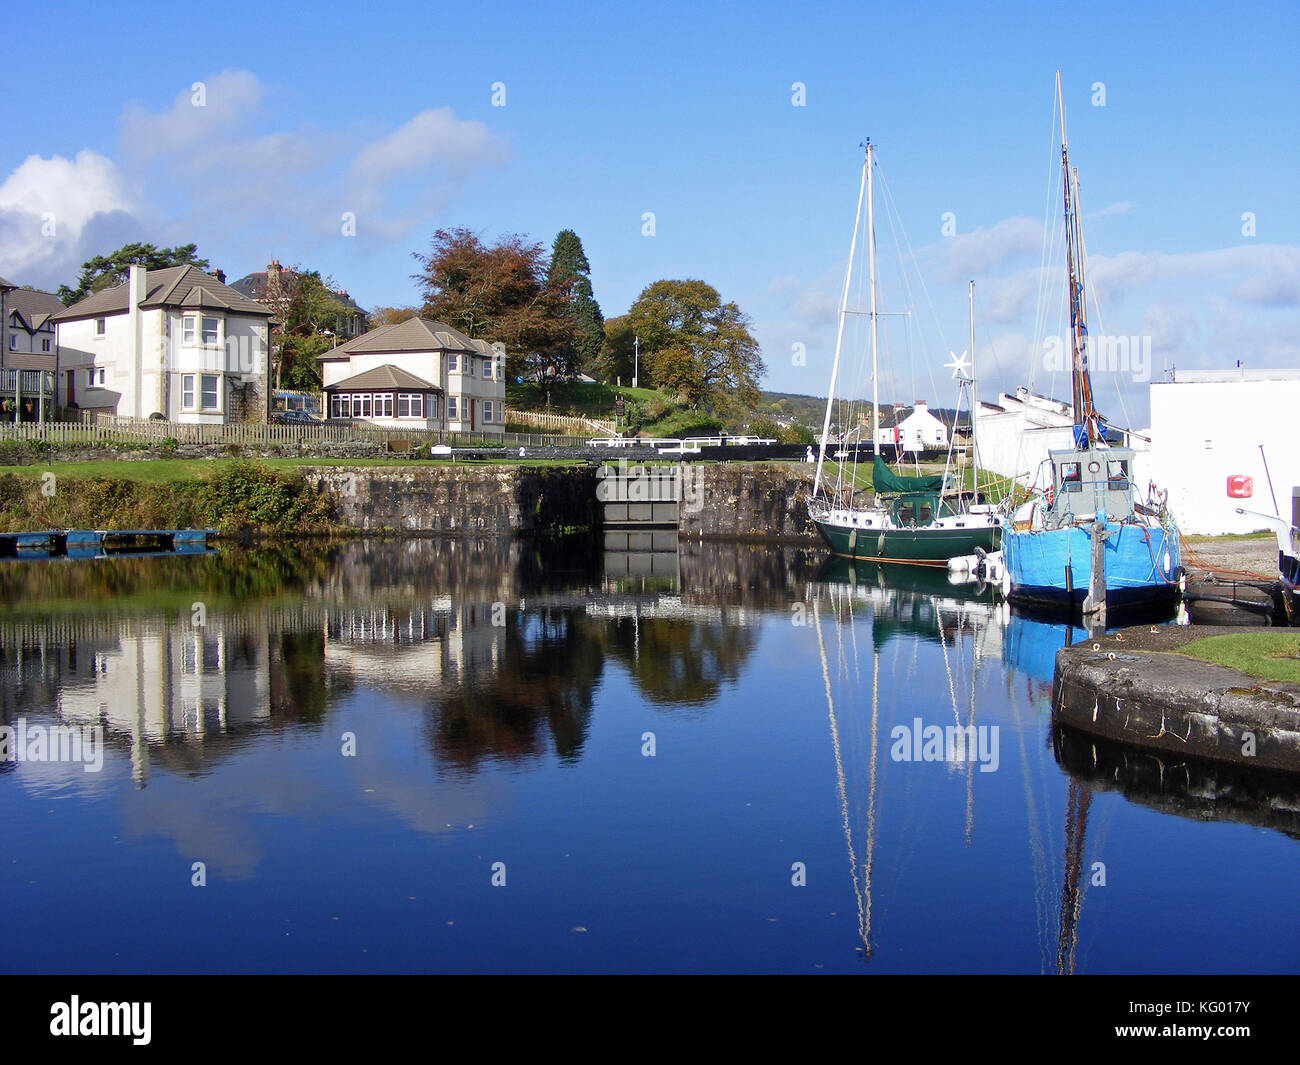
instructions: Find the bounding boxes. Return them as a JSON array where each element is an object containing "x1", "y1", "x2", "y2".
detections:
[{"x1": 271, "y1": 409, "x2": 318, "y2": 425}]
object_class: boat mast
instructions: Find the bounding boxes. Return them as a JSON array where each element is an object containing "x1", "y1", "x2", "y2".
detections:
[
  {"x1": 969, "y1": 280, "x2": 979, "y2": 503},
  {"x1": 1057, "y1": 71, "x2": 1098, "y2": 448},
  {"x1": 868, "y1": 141, "x2": 880, "y2": 460},
  {"x1": 814, "y1": 143, "x2": 871, "y2": 497}
]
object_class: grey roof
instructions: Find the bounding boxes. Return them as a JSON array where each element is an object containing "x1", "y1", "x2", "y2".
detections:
[
  {"x1": 6, "y1": 288, "x2": 65, "y2": 331},
  {"x1": 318, "y1": 317, "x2": 490, "y2": 360},
  {"x1": 53, "y1": 266, "x2": 274, "y2": 322},
  {"x1": 230, "y1": 268, "x2": 368, "y2": 316},
  {"x1": 324, "y1": 364, "x2": 441, "y2": 393},
  {"x1": 0, "y1": 277, "x2": 16, "y2": 292}
]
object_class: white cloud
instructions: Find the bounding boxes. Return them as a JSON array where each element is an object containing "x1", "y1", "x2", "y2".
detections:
[
  {"x1": 352, "y1": 108, "x2": 508, "y2": 181},
  {"x1": 937, "y1": 216, "x2": 1045, "y2": 282},
  {"x1": 0, "y1": 150, "x2": 135, "y2": 282},
  {"x1": 118, "y1": 69, "x2": 264, "y2": 160}
]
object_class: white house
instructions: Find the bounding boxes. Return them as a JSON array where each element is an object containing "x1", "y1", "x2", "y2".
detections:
[
  {"x1": 320, "y1": 317, "x2": 506, "y2": 434},
  {"x1": 53, "y1": 265, "x2": 273, "y2": 422},
  {"x1": 972, "y1": 387, "x2": 1078, "y2": 485},
  {"x1": 874, "y1": 400, "x2": 949, "y2": 452},
  {"x1": 1147, "y1": 368, "x2": 1300, "y2": 535}
]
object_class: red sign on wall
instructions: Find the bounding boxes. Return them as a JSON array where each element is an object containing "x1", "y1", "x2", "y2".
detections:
[{"x1": 1227, "y1": 474, "x2": 1253, "y2": 499}]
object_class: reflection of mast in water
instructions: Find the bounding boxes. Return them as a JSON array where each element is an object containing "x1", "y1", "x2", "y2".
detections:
[
  {"x1": 814, "y1": 584, "x2": 878, "y2": 959},
  {"x1": 1056, "y1": 778, "x2": 1091, "y2": 975}
]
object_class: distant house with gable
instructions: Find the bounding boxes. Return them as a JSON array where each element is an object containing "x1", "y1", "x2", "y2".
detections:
[
  {"x1": 3, "y1": 286, "x2": 63, "y2": 369},
  {"x1": 872, "y1": 400, "x2": 950, "y2": 452},
  {"x1": 53, "y1": 265, "x2": 273, "y2": 422},
  {"x1": 229, "y1": 260, "x2": 369, "y2": 341},
  {"x1": 319, "y1": 317, "x2": 505, "y2": 434}
]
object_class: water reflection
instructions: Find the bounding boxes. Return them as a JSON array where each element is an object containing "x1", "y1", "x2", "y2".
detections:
[{"x1": 0, "y1": 538, "x2": 1294, "y2": 973}]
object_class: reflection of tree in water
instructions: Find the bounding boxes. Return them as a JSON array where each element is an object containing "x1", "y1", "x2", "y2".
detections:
[
  {"x1": 601, "y1": 616, "x2": 758, "y2": 707},
  {"x1": 270, "y1": 630, "x2": 351, "y2": 724},
  {"x1": 432, "y1": 611, "x2": 604, "y2": 770}
]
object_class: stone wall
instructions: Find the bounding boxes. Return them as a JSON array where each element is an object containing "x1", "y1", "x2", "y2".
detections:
[
  {"x1": 300, "y1": 464, "x2": 600, "y2": 537},
  {"x1": 679, "y1": 462, "x2": 820, "y2": 544}
]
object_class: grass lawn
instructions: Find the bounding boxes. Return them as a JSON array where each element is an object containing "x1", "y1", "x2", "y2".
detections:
[{"x1": 1175, "y1": 632, "x2": 1300, "y2": 682}]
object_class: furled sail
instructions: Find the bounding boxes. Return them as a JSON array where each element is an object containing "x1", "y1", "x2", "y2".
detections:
[{"x1": 872, "y1": 456, "x2": 943, "y2": 494}]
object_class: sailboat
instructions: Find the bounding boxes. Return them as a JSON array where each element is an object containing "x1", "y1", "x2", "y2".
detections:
[
  {"x1": 999, "y1": 78, "x2": 1181, "y2": 615},
  {"x1": 809, "y1": 141, "x2": 1000, "y2": 565}
]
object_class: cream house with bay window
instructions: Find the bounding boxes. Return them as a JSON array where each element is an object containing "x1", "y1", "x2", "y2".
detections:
[
  {"x1": 53, "y1": 265, "x2": 273, "y2": 422},
  {"x1": 320, "y1": 317, "x2": 505, "y2": 434}
]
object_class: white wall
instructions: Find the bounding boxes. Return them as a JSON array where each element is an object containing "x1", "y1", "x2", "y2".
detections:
[
  {"x1": 1148, "y1": 371, "x2": 1300, "y2": 535},
  {"x1": 973, "y1": 389, "x2": 1076, "y2": 486}
]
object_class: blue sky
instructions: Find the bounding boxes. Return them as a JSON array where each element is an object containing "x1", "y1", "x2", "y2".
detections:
[{"x1": 3, "y1": 0, "x2": 1297, "y2": 422}]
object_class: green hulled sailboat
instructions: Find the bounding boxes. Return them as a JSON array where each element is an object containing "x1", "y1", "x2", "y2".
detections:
[{"x1": 808, "y1": 141, "x2": 1000, "y2": 566}]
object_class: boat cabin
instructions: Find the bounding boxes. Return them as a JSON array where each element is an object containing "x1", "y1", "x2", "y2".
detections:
[{"x1": 1045, "y1": 446, "x2": 1137, "y2": 528}]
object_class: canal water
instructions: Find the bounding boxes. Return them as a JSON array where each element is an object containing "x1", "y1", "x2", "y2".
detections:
[{"x1": 1, "y1": 539, "x2": 1295, "y2": 974}]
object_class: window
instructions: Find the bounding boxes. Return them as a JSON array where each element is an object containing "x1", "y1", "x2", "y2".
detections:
[
  {"x1": 87, "y1": 368, "x2": 105, "y2": 388},
  {"x1": 352, "y1": 395, "x2": 363, "y2": 417},
  {"x1": 182, "y1": 374, "x2": 196, "y2": 408},
  {"x1": 7, "y1": 334, "x2": 14, "y2": 351},
  {"x1": 202, "y1": 317, "x2": 219, "y2": 345},
  {"x1": 484, "y1": 400, "x2": 494, "y2": 423},
  {"x1": 447, "y1": 353, "x2": 459, "y2": 373},
  {"x1": 466, "y1": 358, "x2": 475, "y2": 377},
  {"x1": 375, "y1": 394, "x2": 393, "y2": 418},
  {"x1": 398, "y1": 393, "x2": 424, "y2": 418},
  {"x1": 360, "y1": 394, "x2": 372, "y2": 418},
  {"x1": 447, "y1": 396, "x2": 458, "y2": 420},
  {"x1": 427, "y1": 395, "x2": 436, "y2": 419},
  {"x1": 41, "y1": 338, "x2": 50, "y2": 352},
  {"x1": 200, "y1": 374, "x2": 219, "y2": 411},
  {"x1": 95, "y1": 318, "x2": 106, "y2": 336},
  {"x1": 330, "y1": 393, "x2": 343, "y2": 419},
  {"x1": 183, "y1": 316, "x2": 196, "y2": 344}
]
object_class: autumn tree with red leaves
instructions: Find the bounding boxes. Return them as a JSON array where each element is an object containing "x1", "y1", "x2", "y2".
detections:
[{"x1": 411, "y1": 228, "x2": 578, "y2": 381}]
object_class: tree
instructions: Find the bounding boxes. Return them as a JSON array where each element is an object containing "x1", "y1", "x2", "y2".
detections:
[
  {"x1": 624, "y1": 280, "x2": 765, "y2": 413},
  {"x1": 596, "y1": 315, "x2": 638, "y2": 384},
  {"x1": 272, "y1": 270, "x2": 352, "y2": 391},
  {"x1": 411, "y1": 227, "x2": 575, "y2": 380},
  {"x1": 370, "y1": 306, "x2": 419, "y2": 327},
  {"x1": 59, "y1": 242, "x2": 210, "y2": 306},
  {"x1": 546, "y1": 230, "x2": 604, "y2": 377}
]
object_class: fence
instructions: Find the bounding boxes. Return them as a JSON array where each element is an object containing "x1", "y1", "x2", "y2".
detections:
[
  {"x1": 0, "y1": 414, "x2": 588, "y2": 450},
  {"x1": 505, "y1": 408, "x2": 617, "y2": 436}
]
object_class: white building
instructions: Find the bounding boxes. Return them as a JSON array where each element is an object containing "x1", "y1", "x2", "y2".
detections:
[
  {"x1": 972, "y1": 387, "x2": 1078, "y2": 485},
  {"x1": 320, "y1": 317, "x2": 506, "y2": 434},
  {"x1": 1147, "y1": 368, "x2": 1300, "y2": 535},
  {"x1": 874, "y1": 400, "x2": 949, "y2": 452},
  {"x1": 53, "y1": 265, "x2": 273, "y2": 422}
]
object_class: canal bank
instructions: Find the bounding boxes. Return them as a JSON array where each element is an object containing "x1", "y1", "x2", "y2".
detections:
[{"x1": 1053, "y1": 624, "x2": 1300, "y2": 774}]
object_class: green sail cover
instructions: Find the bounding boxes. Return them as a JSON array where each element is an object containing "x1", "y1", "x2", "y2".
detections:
[{"x1": 872, "y1": 455, "x2": 944, "y2": 494}]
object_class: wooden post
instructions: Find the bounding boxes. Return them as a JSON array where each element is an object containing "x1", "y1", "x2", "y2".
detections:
[{"x1": 1082, "y1": 517, "x2": 1111, "y2": 638}]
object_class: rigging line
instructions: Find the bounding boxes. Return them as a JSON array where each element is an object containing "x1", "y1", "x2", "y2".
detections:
[
  {"x1": 814, "y1": 593, "x2": 871, "y2": 955},
  {"x1": 877, "y1": 175, "x2": 931, "y2": 409},
  {"x1": 875, "y1": 164, "x2": 949, "y2": 396}
]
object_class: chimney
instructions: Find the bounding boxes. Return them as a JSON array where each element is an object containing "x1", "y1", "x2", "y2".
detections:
[
  {"x1": 914, "y1": 400, "x2": 927, "y2": 410},
  {"x1": 128, "y1": 265, "x2": 146, "y2": 417},
  {"x1": 267, "y1": 260, "x2": 282, "y2": 300}
]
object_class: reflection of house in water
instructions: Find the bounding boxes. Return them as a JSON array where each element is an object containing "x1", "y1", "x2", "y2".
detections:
[
  {"x1": 0, "y1": 614, "x2": 271, "y2": 784},
  {"x1": 322, "y1": 598, "x2": 505, "y2": 694}
]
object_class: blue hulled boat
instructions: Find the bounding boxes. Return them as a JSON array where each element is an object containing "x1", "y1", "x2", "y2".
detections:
[{"x1": 999, "y1": 76, "x2": 1181, "y2": 618}]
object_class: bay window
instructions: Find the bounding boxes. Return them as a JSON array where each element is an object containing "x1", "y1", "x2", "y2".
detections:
[
  {"x1": 182, "y1": 375, "x2": 196, "y2": 408},
  {"x1": 183, "y1": 316, "x2": 196, "y2": 344},
  {"x1": 447, "y1": 396, "x2": 458, "y2": 421},
  {"x1": 202, "y1": 317, "x2": 219, "y2": 345}
]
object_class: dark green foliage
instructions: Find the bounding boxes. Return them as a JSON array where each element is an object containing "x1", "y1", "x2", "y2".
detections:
[
  {"x1": 59, "y1": 242, "x2": 210, "y2": 306},
  {"x1": 546, "y1": 230, "x2": 604, "y2": 378}
]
